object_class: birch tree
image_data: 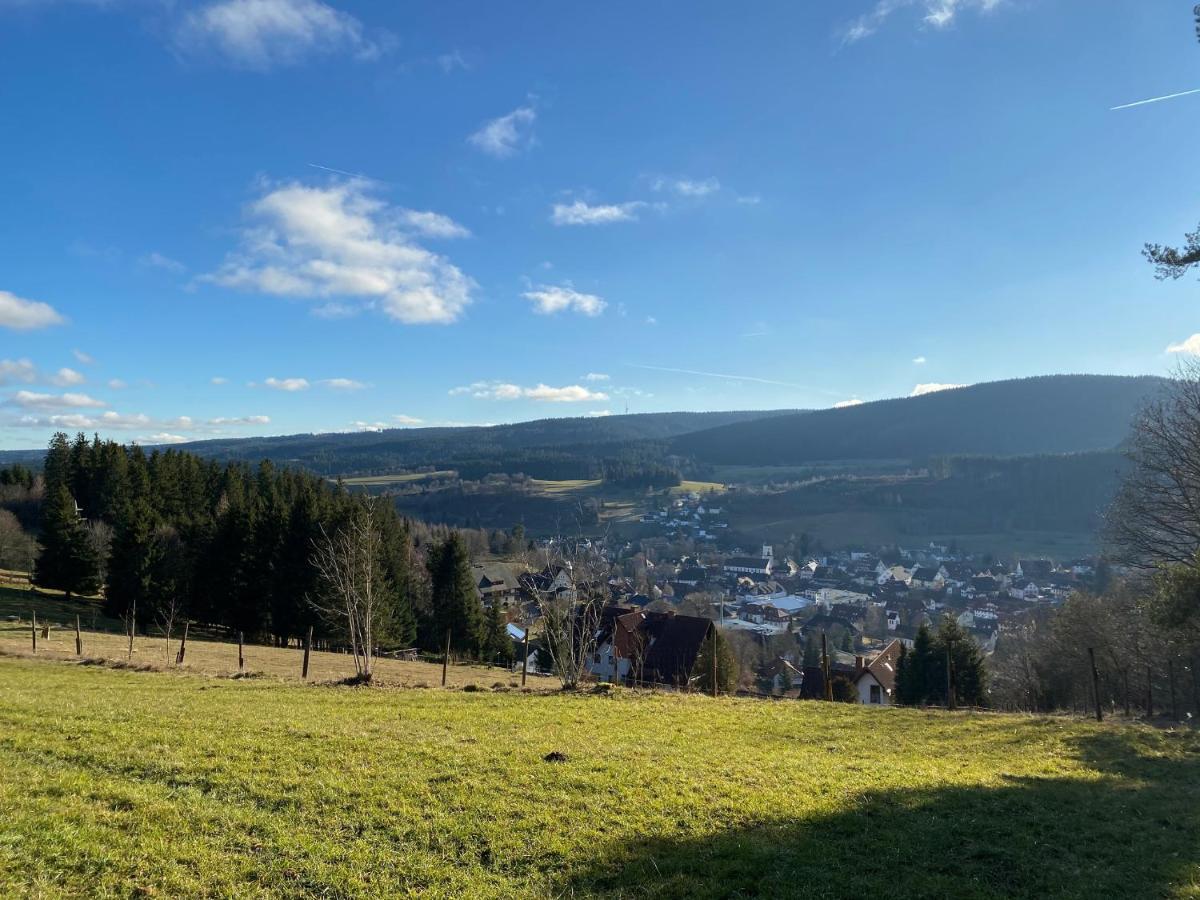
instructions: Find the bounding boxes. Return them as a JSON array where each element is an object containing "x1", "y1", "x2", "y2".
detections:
[{"x1": 309, "y1": 501, "x2": 387, "y2": 682}]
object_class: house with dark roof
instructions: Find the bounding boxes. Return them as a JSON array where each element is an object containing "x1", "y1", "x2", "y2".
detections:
[
  {"x1": 590, "y1": 610, "x2": 713, "y2": 687},
  {"x1": 1016, "y1": 559, "x2": 1054, "y2": 580},
  {"x1": 853, "y1": 639, "x2": 903, "y2": 705}
]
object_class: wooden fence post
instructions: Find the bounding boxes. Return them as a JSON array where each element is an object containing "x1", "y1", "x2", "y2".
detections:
[
  {"x1": 175, "y1": 621, "x2": 189, "y2": 666},
  {"x1": 75, "y1": 614, "x2": 82, "y2": 656},
  {"x1": 1169, "y1": 658, "x2": 1179, "y2": 721},
  {"x1": 302, "y1": 626, "x2": 313, "y2": 681},
  {"x1": 30, "y1": 611, "x2": 37, "y2": 654},
  {"x1": 946, "y1": 644, "x2": 956, "y2": 711},
  {"x1": 238, "y1": 631, "x2": 245, "y2": 674},
  {"x1": 821, "y1": 631, "x2": 832, "y2": 702},
  {"x1": 521, "y1": 631, "x2": 529, "y2": 687},
  {"x1": 1088, "y1": 647, "x2": 1103, "y2": 722},
  {"x1": 442, "y1": 628, "x2": 451, "y2": 687}
]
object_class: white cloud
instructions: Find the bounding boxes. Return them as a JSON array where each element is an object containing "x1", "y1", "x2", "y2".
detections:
[
  {"x1": 208, "y1": 415, "x2": 271, "y2": 425},
  {"x1": 910, "y1": 382, "x2": 966, "y2": 397},
  {"x1": 645, "y1": 316, "x2": 658, "y2": 325},
  {"x1": 653, "y1": 177, "x2": 720, "y2": 198},
  {"x1": 0, "y1": 290, "x2": 65, "y2": 330},
  {"x1": 398, "y1": 209, "x2": 470, "y2": 239},
  {"x1": 0, "y1": 359, "x2": 38, "y2": 386},
  {"x1": 550, "y1": 200, "x2": 645, "y2": 226},
  {"x1": 351, "y1": 421, "x2": 390, "y2": 432},
  {"x1": 320, "y1": 378, "x2": 366, "y2": 390},
  {"x1": 139, "y1": 251, "x2": 186, "y2": 273},
  {"x1": 146, "y1": 433, "x2": 189, "y2": 445},
  {"x1": 72, "y1": 349, "x2": 95, "y2": 365},
  {"x1": 211, "y1": 376, "x2": 229, "y2": 385},
  {"x1": 50, "y1": 368, "x2": 86, "y2": 387},
  {"x1": 393, "y1": 414, "x2": 423, "y2": 425},
  {"x1": 264, "y1": 376, "x2": 310, "y2": 391},
  {"x1": 524, "y1": 384, "x2": 609, "y2": 403},
  {"x1": 206, "y1": 179, "x2": 474, "y2": 325},
  {"x1": 842, "y1": 0, "x2": 1004, "y2": 44},
  {"x1": 311, "y1": 301, "x2": 359, "y2": 319},
  {"x1": 522, "y1": 285, "x2": 607, "y2": 317},
  {"x1": 735, "y1": 194, "x2": 762, "y2": 205},
  {"x1": 833, "y1": 399, "x2": 864, "y2": 408},
  {"x1": 108, "y1": 379, "x2": 129, "y2": 390},
  {"x1": 9, "y1": 391, "x2": 107, "y2": 410},
  {"x1": 178, "y1": 0, "x2": 384, "y2": 69},
  {"x1": 449, "y1": 381, "x2": 608, "y2": 403},
  {"x1": 583, "y1": 373, "x2": 610, "y2": 382},
  {"x1": 585, "y1": 410, "x2": 612, "y2": 418},
  {"x1": 913, "y1": 356, "x2": 928, "y2": 364},
  {"x1": 10, "y1": 410, "x2": 270, "y2": 436},
  {"x1": 1166, "y1": 334, "x2": 1200, "y2": 356},
  {"x1": 468, "y1": 105, "x2": 536, "y2": 158}
]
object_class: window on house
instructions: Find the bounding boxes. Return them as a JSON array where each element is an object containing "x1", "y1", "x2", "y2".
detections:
[{"x1": 869, "y1": 684, "x2": 882, "y2": 704}]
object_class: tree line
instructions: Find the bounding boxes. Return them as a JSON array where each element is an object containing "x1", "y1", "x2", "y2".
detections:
[{"x1": 26, "y1": 433, "x2": 509, "y2": 661}]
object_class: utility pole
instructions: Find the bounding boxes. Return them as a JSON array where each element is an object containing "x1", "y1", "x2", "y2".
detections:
[
  {"x1": 441, "y1": 628, "x2": 451, "y2": 687},
  {"x1": 30, "y1": 611, "x2": 37, "y2": 653},
  {"x1": 1088, "y1": 647, "x2": 1103, "y2": 722},
  {"x1": 521, "y1": 630, "x2": 530, "y2": 687},
  {"x1": 302, "y1": 625, "x2": 313, "y2": 681},
  {"x1": 74, "y1": 614, "x2": 82, "y2": 656},
  {"x1": 711, "y1": 631, "x2": 718, "y2": 698}
]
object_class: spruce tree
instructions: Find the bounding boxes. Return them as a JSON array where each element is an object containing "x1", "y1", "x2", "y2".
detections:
[
  {"x1": 427, "y1": 533, "x2": 482, "y2": 656},
  {"x1": 481, "y1": 601, "x2": 512, "y2": 666},
  {"x1": 33, "y1": 485, "x2": 100, "y2": 598},
  {"x1": 693, "y1": 628, "x2": 738, "y2": 693}
]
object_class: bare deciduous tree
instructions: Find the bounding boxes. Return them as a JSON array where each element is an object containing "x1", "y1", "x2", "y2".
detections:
[
  {"x1": 1107, "y1": 364, "x2": 1200, "y2": 568},
  {"x1": 309, "y1": 501, "x2": 386, "y2": 683},
  {"x1": 525, "y1": 537, "x2": 611, "y2": 689}
]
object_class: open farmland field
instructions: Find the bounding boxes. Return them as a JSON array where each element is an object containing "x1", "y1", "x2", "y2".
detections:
[
  {"x1": 338, "y1": 471, "x2": 456, "y2": 486},
  {"x1": 1, "y1": 657, "x2": 1198, "y2": 898}
]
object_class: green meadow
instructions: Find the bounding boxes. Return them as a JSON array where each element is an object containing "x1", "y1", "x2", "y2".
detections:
[{"x1": 0, "y1": 656, "x2": 1198, "y2": 898}]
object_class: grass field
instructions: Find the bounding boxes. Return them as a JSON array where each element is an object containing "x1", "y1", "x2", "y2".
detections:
[
  {"x1": 0, "y1": 619, "x2": 546, "y2": 689},
  {"x1": 338, "y1": 471, "x2": 455, "y2": 486},
  {"x1": 1, "y1": 657, "x2": 1198, "y2": 898}
]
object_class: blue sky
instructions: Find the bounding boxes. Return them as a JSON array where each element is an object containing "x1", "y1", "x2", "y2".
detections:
[{"x1": 1, "y1": 0, "x2": 1198, "y2": 449}]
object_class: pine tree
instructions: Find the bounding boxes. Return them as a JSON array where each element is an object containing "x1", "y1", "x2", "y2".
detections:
[
  {"x1": 104, "y1": 495, "x2": 156, "y2": 624},
  {"x1": 897, "y1": 624, "x2": 934, "y2": 705},
  {"x1": 33, "y1": 485, "x2": 100, "y2": 598},
  {"x1": 481, "y1": 601, "x2": 512, "y2": 667},
  {"x1": 933, "y1": 615, "x2": 988, "y2": 707},
  {"x1": 693, "y1": 628, "x2": 738, "y2": 694},
  {"x1": 427, "y1": 533, "x2": 482, "y2": 656}
]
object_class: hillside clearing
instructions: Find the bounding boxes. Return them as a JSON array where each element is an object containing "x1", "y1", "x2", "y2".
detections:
[
  {"x1": 1, "y1": 658, "x2": 1198, "y2": 898},
  {"x1": 0, "y1": 620, "x2": 544, "y2": 689}
]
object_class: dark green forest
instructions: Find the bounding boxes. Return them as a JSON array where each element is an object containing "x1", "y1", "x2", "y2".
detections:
[
  {"x1": 20, "y1": 434, "x2": 504, "y2": 658},
  {"x1": 672, "y1": 375, "x2": 1164, "y2": 465}
]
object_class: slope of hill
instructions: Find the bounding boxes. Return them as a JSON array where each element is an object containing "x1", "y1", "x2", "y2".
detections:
[
  {"x1": 159, "y1": 409, "x2": 802, "y2": 475},
  {"x1": 673, "y1": 375, "x2": 1166, "y2": 466},
  {"x1": 2, "y1": 655, "x2": 1197, "y2": 898}
]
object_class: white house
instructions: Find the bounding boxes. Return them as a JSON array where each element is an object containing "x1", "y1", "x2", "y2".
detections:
[{"x1": 853, "y1": 640, "x2": 903, "y2": 706}]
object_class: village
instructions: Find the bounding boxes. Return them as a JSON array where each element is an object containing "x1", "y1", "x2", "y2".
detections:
[{"x1": 472, "y1": 487, "x2": 1103, "y2": 706}]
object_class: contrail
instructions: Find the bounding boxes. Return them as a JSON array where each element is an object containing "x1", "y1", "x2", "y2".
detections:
[
  {"x1": 625, "y1": 363, "x2": 840, "y2": 396},
  {"x1": 306, "y1": 162, "x2": 386, "y2": 182},
  {"x1": 1110, "y1": 88, "x2": 1200, "y2": 111}
]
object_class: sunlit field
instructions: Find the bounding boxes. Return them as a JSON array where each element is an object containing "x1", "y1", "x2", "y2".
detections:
[{"x1": 1, "y1": 656, "x2": 1198, "y2": 898}]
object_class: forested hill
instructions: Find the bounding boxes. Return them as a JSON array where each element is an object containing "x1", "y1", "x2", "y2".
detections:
[
  {"x1": 672, "y1": 375, "x2": 1167, "y2": 466},
  {"x1": 138, "y1": 409, "x2": 801, "y2": 476}
]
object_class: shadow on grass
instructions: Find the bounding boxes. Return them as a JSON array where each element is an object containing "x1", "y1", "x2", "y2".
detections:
[{"x1": 562, "y1": 730, "x2": 1200, "y2": 899}]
